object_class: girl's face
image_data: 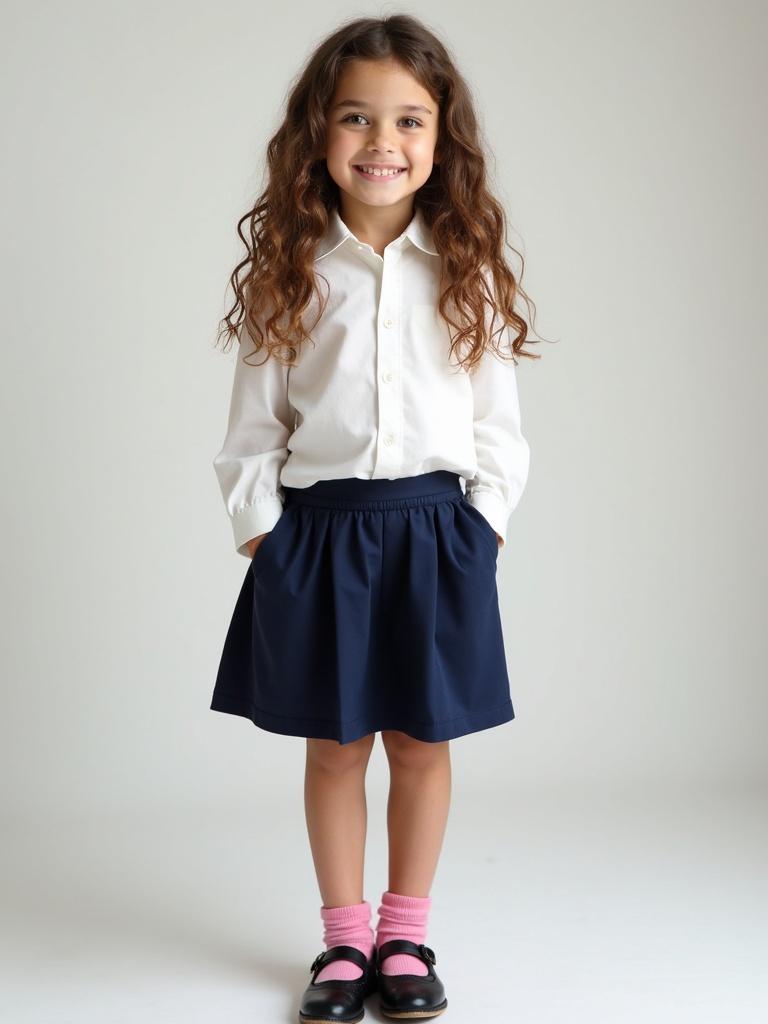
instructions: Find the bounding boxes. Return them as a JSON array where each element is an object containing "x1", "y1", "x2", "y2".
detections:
[{"x1": 323, "y1": 59, "x2": 439, "y2": 217}]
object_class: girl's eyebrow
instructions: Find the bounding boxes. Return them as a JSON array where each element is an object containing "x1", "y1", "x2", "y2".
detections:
[{"x1": 333, "y1": 99, "x2": 433, "y2": 115}]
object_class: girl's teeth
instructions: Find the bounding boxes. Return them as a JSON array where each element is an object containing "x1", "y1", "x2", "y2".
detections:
[{"x1": 358, "y1": 166, "x2": 404, "y2": 176}]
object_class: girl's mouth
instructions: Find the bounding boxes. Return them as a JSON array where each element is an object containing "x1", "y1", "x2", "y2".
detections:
[{"x1": 353, "y1": 165, "x2": 408, "y2": 182}]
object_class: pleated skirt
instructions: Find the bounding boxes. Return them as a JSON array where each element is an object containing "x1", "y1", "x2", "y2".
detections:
[{"x1": 210, "y1": 470, "x2": 515, "y2": 745}]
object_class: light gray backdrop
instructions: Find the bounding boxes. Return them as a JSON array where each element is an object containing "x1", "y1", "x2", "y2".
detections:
[{"x1": 1, "y1": 2, "x2": 765, "y2": 1022}]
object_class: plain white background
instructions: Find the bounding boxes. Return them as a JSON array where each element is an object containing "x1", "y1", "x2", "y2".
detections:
[{"x1": 1, "y1": 1, "x2": 765, "y2": 1021}]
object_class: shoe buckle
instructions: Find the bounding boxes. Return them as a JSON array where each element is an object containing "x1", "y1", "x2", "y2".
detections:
[
  {"x1": 418, "y1": 943, "x2": 436, "y2": 965},
  {"x1": 310, "y1": 952, "x2": 324, "y2": 974}
]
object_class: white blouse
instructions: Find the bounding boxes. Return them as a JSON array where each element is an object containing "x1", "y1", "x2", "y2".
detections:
[{"x1": 213, "y1": 205, "x2": 531, "y2": 558}]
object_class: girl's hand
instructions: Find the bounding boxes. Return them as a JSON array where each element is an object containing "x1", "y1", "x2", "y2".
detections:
[{"x1": 246, "y1": 532, "x2": 269, "y2": 559}]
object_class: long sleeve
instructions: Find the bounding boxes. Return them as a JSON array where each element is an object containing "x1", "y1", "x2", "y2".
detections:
[
  {"x1": 465, "y1": 324, "x2": 531, "y2": 549},
  {"x1": 213, "y1": 329, "x2": 296, "y2": 558}
]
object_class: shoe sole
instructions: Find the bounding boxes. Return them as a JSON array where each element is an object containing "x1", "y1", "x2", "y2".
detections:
[
  {"x1": 299, "y1": 1012, "x2": 364, "y2": 1024},
  {"x1": 380, "y1": 1000, "x2": 448, "y2": 1019}
]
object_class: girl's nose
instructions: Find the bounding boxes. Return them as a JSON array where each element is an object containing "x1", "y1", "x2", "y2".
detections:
[{"x1": 368, "y1": 129, "x2": 396, "y2": 150}]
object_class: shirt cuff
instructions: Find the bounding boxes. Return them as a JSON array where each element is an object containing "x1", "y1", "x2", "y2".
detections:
[
  {"x1": 466, "y1": 489, "x2": 510, "y2": 548},
  {"x1": 231, "y1": 496, "x2": 284, "y2": 558}
]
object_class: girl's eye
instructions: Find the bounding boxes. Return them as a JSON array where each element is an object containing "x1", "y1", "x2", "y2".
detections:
[{"x1": 341, "y1": 114, "x2": 422, "y2": 128}]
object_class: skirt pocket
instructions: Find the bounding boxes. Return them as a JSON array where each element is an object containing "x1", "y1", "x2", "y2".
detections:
[
  {"x1": 459, "y1": 497, "x2": 499, "y2": 562},
  {"x1": 249, "y1": 507, "x2": 291, "y2": 580}
]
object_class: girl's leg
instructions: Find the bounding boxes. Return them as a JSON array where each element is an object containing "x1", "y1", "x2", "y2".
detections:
[
  {"x1": 304, "y1": 733, "x2": 377, "y2": 982},
  {"x1": 304, "y1": 733, "x2": 376, "y2": 905},
  {"x1": 376, "y1": 731, "x2": 452, "y2": 975},
  {"x1": 380, "y1": 731, "x2": 452, "y2": 895}
]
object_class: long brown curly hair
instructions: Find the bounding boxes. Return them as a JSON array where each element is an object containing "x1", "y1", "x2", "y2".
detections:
[{"x1": 216, "y1": 13, "x2": 545, "y2": 371}]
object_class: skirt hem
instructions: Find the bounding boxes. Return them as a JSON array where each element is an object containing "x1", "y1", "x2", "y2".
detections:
[{"x1": 210, "y1": 692, "x2": 515, "y2": 745}]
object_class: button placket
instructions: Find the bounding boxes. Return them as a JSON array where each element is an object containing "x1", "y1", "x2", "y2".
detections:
[{"x1": 374, "y1": 248, "x2": 402, "y2": 473}]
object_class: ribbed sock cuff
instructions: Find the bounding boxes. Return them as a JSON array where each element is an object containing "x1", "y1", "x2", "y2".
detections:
[
  {"x1": 321, "y1": 899, "x2": 371, "y2": 921},
  {"x1": 380, "y1": 890, "x2": 432, "y2": 919}
]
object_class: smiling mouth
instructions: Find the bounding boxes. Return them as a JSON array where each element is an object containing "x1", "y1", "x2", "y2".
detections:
[{"x1": 353, "y1": 165, "x2": 408, "y2": 179}]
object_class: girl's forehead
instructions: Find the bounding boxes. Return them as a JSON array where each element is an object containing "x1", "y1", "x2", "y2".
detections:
[
  {"x1": 329, "y1": 60, "x2": 437, "y2": 110},
  {"x1": 333, "y1": 59, "x2": 428, "y2": 92}
]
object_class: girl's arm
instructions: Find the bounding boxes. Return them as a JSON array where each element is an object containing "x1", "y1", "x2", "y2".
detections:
[
  {"x1": 465, "y1": 330, "x2": 531, "y2": 549},
  {"x1": 213, "y1": 330, "x2": 295, "y2": 558}
]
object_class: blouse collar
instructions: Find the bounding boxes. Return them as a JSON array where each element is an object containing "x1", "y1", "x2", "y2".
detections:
[{"x1": 314, "y1": 205, "x2": 439, "y2": 260}]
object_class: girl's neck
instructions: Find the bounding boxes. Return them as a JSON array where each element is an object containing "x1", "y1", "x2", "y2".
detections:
[{"x1": 337, "y1": 197, "x2": 416, "y2": 255}]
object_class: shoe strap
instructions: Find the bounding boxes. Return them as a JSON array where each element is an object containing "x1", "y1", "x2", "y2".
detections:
[
  {"x1": 376, "y1": 939, "x2": 437, "y2": 970},
  {"x1": 310, "y1": 944, "x2": 370, "y2": 978}
]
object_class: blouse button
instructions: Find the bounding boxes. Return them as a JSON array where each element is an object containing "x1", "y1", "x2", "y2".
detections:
[
  {"x1": 383, "y1": 434, "x2": 395, "y2": 446},
  {"x1": 382, "y1": 371, "x2": 394, "y2": 382},
  {"x1": 383, "y1": 318, "x2": 394, "y2": 328}
]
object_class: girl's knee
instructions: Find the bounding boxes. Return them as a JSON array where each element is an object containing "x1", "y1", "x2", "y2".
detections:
[
  {"x1": 381, "y1": 730, "x2": 449, "y2": 768},
  {"x1": 306, "y1": 732, "x2": 376, "y2": 772}
]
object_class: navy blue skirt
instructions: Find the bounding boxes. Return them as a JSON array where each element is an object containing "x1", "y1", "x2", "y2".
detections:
[{"x1": 210, "y1": 470, "x2": 514, "y2": 745}]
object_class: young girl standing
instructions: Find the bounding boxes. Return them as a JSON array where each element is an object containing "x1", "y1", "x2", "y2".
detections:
[{"x1": 211, "y1": 14, "x2": 539, "y2": 1023}]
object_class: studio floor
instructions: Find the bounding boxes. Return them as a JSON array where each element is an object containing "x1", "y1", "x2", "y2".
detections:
[{"x1": 2, "y1": 781, "x2": 765, "y2": 1023}]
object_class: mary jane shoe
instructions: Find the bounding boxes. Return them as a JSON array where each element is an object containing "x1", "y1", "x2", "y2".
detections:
[
  {"x1": 298, "y1": 944, "x2": 378, "y2": 1024},
  {"x1": 376, "y1": 939, "x2": 448, "y2": 1019}
]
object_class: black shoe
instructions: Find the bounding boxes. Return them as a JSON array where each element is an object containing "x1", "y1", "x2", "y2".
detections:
[
  {"x1": 376, "y1": 940, "x2": 448, "y2": 1019},
  {"x1": 298, "y1": 944, "x2": 378, "y2": 1024}
]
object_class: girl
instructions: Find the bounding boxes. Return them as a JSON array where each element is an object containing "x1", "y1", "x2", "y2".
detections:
[{"x1": 210, "y1": 14, "x2": 540, "y2": 1023}]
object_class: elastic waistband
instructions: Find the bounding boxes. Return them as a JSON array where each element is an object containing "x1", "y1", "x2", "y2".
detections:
[{"x1": 283, "y1": 471, "x2": 463, "y2": 511}]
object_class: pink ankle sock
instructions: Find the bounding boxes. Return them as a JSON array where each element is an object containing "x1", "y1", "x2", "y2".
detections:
[
  {"x1": 314, "y1": 900, "x2": 375, "y2": 983},
  {"x1": 375, "y1": 890, "x2": 432, "y2": 976}
]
